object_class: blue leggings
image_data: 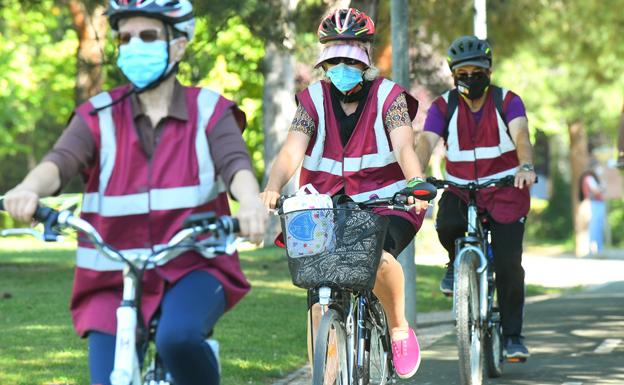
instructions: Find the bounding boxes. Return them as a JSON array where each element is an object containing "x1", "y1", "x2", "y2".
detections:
[{"x1": 88, "y1": 270, "x2": 226, "y2": 385}]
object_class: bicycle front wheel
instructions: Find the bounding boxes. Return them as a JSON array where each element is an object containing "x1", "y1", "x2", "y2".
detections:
[
  {"x1": 455, "y1": 252, "x2": 484, "y2": 385},
  {"x1": 484, "y1": 306, "x2": 503, "y2": 378},
  {"x1": 312, "y1": 308, "x2": 350, "y2": 385},
  {"x1": 366, "y1": 300, "x2": 391, "y2": 385}
]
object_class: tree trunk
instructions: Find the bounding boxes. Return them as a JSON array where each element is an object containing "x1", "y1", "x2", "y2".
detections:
[
  {"x1": 262, "y1": 1, "x2": 299, "y2": 245},
  {"x1": 350, "y1": 0, "x2": 379, "y2": 20},
  {"x1": 68, "y1": 1, "x2": 107, "y2": 104},
  {"x1": 568, "y1": 120, "x2": 589, "y2": 256}
]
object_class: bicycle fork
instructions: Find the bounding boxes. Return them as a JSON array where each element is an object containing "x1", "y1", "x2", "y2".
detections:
[
  {"x1": 453, "y1": 245, "x2": 489, "y2": 325},
  {"x1": 110, "y1": 266, "x2": 141, "y2": 385},
  {"x1": 355, "y1": 296, "x2": 368, "y2": 383}
]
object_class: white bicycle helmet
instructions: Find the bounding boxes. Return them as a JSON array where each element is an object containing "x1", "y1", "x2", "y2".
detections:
[{"x1": 106, "y1": 0, "x2": 195, "y2": 40}]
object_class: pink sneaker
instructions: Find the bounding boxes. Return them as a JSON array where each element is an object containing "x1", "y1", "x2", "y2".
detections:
[{"x1": 391, "y1": 327, "x2": 421, "y2": 379}]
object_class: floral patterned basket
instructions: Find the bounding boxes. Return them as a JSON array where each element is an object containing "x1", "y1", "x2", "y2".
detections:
[{"x1": 279, "y1": 208, "x2": 389, "y2": 291}]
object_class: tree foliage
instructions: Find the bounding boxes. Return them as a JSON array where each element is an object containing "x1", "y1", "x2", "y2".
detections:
[{"x1": 0, "y1": 2, "x2": 77, "y2": 188}]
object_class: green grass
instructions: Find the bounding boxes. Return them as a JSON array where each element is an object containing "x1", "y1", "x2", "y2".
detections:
[{"x1": 0, "y1": 240, "x2": 566, "y2": 385}]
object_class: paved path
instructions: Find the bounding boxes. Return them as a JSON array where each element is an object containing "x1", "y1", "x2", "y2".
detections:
[
  {"x1": 273, "y1": 248, "x2": 624, "y2": 385},
  {"x1": 399, "y1": 281, "x2": 624, "y2": 385}
]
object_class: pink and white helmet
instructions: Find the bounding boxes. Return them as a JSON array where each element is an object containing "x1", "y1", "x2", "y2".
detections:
[{"x1": 106, "y1": 0, "x2": 196, "y2": 40}]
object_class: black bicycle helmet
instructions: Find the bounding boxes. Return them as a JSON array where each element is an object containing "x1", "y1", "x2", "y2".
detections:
[
  {"x1": 106, "y1": 0, "x2": 195, "y2": 40},
  {"x1": 447, "y1": 35, "x2": 492, "y2": 71}
]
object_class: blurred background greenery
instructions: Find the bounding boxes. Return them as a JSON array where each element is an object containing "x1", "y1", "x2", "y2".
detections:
[{"x1": 0, "y1": 1, "x2": 622, "y2": 246}]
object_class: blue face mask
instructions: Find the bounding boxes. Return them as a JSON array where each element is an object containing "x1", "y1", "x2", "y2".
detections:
[
  {"x1": 117, "y1": 38, "x2": 169, "y2": 89},
  {"x1": 326, "y1": 63, "x2": 363, "y2": 92}
]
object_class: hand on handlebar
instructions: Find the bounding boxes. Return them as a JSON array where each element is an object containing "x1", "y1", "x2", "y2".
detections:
[
  {"x1": 235, "y1": 196, "x2": 268, "y2": 245},
  {"x1": 396, "y1": 181, "x2": 438, "y2": 214},
  {"x1": 259, "y1": 190, "x2": 280, "y2": 210},
  {"x1": 514, "y1": 169, "x2": 537, "y2": 190},
  {"x1": 2, "y1": 187, "x2": 40, "y2": 223}
]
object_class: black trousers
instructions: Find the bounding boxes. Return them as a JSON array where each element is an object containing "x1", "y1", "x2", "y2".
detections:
[{"x1": 436, "y1": 191, "x2": 526, "y2": 337}]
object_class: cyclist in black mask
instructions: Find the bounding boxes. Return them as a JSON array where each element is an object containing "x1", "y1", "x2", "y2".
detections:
[{"x1": 416, "y1": 35, "x2": 536, "y2": 360}]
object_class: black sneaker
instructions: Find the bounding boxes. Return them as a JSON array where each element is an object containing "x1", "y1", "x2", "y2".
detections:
[
  {"x1": 504, "y1": 336, "x2": 530, "y2": 359},
  {"x1": 439, "y1": 263, "x2": 454, "y2": 294}
]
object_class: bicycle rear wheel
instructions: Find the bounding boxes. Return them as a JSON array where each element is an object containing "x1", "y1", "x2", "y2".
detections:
[
  {"x1": 455, "y1": 252, "x2": 484, "y2": 385},
  {"x1": 366, "y1": 300, "x2": 391, "y2": 385},
  {"x1": 312, "y1": 308, "x2": 350, "y2": 385}
]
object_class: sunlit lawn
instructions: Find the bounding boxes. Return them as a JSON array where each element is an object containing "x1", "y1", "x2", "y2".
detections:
[{"x1": 0, "y1": 238, "x2": 563, "y2": 385}]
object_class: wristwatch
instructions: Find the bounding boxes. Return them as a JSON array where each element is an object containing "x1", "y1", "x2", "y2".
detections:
[{"x1": 520, "y1": 163, "x2": 535, "y2": 172}]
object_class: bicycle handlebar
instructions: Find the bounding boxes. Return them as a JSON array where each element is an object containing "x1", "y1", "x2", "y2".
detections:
[
  {"x1": 0, "y1": 199, "x2": 240, "y2": 265},
  {"x1": 275, "y1": 181, "x2": 437, "y2": 213},
  {"x1": 359, "y1": 181, "x2": 438, "y2": 208},
  {"x1": 426, "y1": 175, "x2": 520, "y2": 191}
]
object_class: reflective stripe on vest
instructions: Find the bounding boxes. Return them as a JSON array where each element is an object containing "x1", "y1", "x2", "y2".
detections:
[
  {"x1": 302, "y1": 82, "x2": 341, "y2": 175},
  {"x1": 302, "y1": 79, "x2": 400, "y2": 180},
  {"x1": 303, "y1": 80, "x2": 397, "y2": 175},
  {"x1": 445, "y1": 166, "x2": 518, "y2": 185},
  {"x1": 444, "y1": 88, "x2": 518, "y2": 183},
  {"x1": 445, "y1": 89, "x2": 516, "y2": 162},
  {"x1": 349, "y1": 179, "x2": 407, "y2": 202},
  {"x1": 82, "y1": 88, "x2": 224, "y2": 217}
]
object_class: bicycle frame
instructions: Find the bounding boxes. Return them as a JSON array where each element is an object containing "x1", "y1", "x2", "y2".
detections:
[
  {"x1": 0, "y1": 206, "x2": 239, "y2": 385},
  {"x1": 317, "y1": 285, "x2": 388, "y2": 385}
]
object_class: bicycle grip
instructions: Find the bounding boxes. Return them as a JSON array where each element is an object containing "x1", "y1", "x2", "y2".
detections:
[
  {"x1": 231, "y1": 218, "x2": 240, "y2": 234},
  {"x1": 0, "y1": 199, "x2": 55, "y2": 224}
]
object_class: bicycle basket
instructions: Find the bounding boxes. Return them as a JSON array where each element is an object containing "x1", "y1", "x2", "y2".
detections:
[{"x1": 280, "y1": 208, "x2": 389, "y2": 291}]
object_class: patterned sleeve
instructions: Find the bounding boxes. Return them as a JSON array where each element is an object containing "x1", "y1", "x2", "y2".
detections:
[
  {"x1": 384, "y1": 93, "x2": 412, "y2": 132},
  {"x1": 289, "y1": 104, "x2": 316, "y2": 137}
]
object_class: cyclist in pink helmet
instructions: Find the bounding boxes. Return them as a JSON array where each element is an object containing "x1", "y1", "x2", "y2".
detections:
[
  {"x1": 261, "y1": 8, "x2": 427, "y2": 379},
  {"x1": 2, "y1": 1, "x2": 267, "y2": 384}
]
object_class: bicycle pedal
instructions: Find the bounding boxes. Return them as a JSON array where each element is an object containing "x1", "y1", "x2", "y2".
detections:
[{"x1": 506, "y1": 356, "x2": 527, "y2": 363}]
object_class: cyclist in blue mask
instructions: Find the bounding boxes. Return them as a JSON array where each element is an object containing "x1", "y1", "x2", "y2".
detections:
[
  {"x1": 2, "y1": 1, "x2": 267, "y2": 384},
  {"x1": 261, "y1": 8, "x2": 428, "y2": 379}
]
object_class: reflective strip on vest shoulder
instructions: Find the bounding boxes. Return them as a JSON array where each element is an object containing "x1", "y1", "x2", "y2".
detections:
[
  {"x1": 349, "y1": 180, "x2": 407, "y2": 202},
  {"x1": 445, "y1": 166, "x2": 518, "y2": 185},
  {"x1": 197, "y1": 88, "x2": 218, "y2": 188},
  {"x1": 90, "y1": 92, "x2": 117, "y2": 201},
  {"x1": 76, "y1": 245, "x2": 177, "y2": 271},
  {"x1": 446, "y1": 95, "x2": 516, "y2": 163},
  {"x1": 373, "y1": 79, "x2": 395, "y2": 154},
  {"x1": 303, "y1": 81, "x2": 343, "y2": 176},
  {"x1": 83, "y1": 89, "x2": 222, "y2": 216}
]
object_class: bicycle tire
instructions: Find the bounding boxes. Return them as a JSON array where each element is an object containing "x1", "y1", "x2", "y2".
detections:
[
  {"x1": 366, "y1": 300, "x2": 391, "y2": 385},
  {"x1": 455, "y1": 252, "x2": 484, "y2": 385},
  {"x1": 312, "y1": 308, "x2": 350, "y2": 385},
  {"x1": 484, "y1": 307, "x2": 503, "y2": 378}
]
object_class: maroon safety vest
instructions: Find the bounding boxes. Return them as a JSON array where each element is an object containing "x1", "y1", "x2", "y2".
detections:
[
  {"x1": 69, "y1": 85, "x2": 250, "y2": 336},
  {"x1": 296, "y1": 77, "x2": 424, "y2": 230},
  {"x1": 434, "y1": 87, "x2": 530, "y2": 223}
]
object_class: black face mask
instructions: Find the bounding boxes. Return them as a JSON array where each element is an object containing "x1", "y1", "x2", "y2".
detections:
[{"x1": 455, "y1": 72, "x2": 491, "y2": 100}]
